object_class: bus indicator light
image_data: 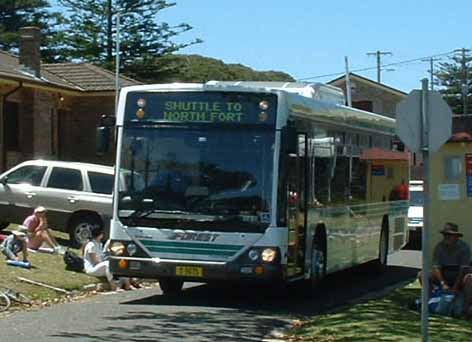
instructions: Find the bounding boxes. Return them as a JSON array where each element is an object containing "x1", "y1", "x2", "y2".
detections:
[
  {"x1": 136, "y1": 108, "x2": 145, "y2": 119},
  {"x1": 118, "y1": 259, "x2": 128, "y2": 269},
  {"x1": 259, "y1": 100, "x2": 269, "y2": 110},
  {"x1": 137, "y1": 98, "x2": 146, "y2": 107},
  {"x1": 255, "y1": 266, "x2": 264, "y2": 275},
  {"x1": 259, "y1": 111, "x2": 268, "y2": 122}
]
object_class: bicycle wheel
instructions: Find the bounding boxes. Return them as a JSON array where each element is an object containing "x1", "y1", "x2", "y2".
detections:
[
  {"x1": 4, "y1": 289, "x2": 32, "y2": 305},
  {"x1": 0, "y1": 292, "x2": 11, "y2": 312}
]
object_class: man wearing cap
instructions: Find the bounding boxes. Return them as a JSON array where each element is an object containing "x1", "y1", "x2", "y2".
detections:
[
  {"x1": 0, "y1": 230, "x2": 28, "y2": 262},
  {"x1": 23, "y1": 206, "x2": 61, "y2": 252},
  {"x1": 419, "y1": 222, "x2": 472, "y2": 299},
  {"x1": 432, "y1": 223, "x2": 471, "y2": 293}
]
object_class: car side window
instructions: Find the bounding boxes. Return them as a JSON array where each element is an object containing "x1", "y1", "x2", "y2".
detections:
[
  {"x1": 88, "y1": 171, "x2": 114, "y2": 195},
  {"x1": 47, "y1": 167, "x2": 83, "y2": 191},
  {"x1": 4, "y1": 165, "x2": 47, "y2": 186}
]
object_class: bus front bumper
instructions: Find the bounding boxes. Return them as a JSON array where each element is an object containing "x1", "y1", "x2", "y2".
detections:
[{"x1": 109, "y1": 257, "x2": 284, "y2": 282}]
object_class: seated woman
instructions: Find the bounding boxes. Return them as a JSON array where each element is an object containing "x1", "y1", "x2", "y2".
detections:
[
  {"x1": 83, "y1": 226, "x2": 117, "y2": 291},
  {"x1": 23, "y1": 207, "x2": 62, "y2": 253}
]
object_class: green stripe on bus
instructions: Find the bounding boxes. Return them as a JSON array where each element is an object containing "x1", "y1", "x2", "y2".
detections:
[
  {"x1": 145, "y1": 246, "x2": 237, "y2": 256},
  {"x1": 140, "y1": 240, "x2": 243, "y2": 251}
]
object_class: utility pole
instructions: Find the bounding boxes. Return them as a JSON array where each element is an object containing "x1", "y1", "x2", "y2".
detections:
[
  {"x1": 115, "y1": 12, "x2": 120, "y2": 114},
  {"x1": 422, "y1": 57, "x2": 441, "y2": 91},
  {"x1": 367, "y1": 50, "x2": 392, "y2": 83}
]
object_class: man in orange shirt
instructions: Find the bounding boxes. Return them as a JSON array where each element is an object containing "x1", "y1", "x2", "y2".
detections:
[{"x1": 394, "y1": 179, "x2": 409, "y2": 200}]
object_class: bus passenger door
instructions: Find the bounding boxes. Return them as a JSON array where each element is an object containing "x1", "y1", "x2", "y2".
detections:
[{"x1": 286, "y1": 133, "x2": 308, "y2": 277}]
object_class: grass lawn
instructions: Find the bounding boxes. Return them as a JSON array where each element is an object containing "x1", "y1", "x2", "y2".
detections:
[
  {"x1": 286, "y1": 281, "x2": 472, "y2": 342},
  {"x1": 1, "y1": 228, "x2": 99, "y2": 305}
]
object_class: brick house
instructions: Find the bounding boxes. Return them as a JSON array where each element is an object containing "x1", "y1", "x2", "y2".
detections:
[
  {"x1": 328, "y1": 73, "x2": 407, "y2": 118},
  {"x1": 0, "y1": 27, "x2": 141, "y2": 171}
]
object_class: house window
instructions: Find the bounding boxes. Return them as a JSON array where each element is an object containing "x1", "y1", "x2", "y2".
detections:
[
  {"x1": 352, "y1": 101, "x2": 373, "y2": 112},
  {"x1": 4, "y1": 101, "x2": 19, "y2": 150}
]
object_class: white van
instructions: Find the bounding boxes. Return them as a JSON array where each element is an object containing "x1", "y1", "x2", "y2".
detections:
[{"x1": 408, "y1": 180, "x2": 424, "y2": 232}]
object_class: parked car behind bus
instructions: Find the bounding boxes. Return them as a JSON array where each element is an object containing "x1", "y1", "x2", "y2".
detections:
[
  {"x1": 408, "y1": 180, "x2": 423, "y2": 248},
  {"x1": 0, "y1": 160, "x2": 143, "y2": 246}
]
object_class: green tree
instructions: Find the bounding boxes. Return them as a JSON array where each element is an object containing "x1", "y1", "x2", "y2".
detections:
[
  {"x1": 435, "y1": 49, "x2": 472, "y2": 114},
  {"x1": 58, "y1": 0, "x2": 201, "y2": 68},
  {"x1": 0, "y1": 0, "x2": 66, "y2": 62}
]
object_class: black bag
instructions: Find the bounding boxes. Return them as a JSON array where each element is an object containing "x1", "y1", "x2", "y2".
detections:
[{"x1": 63, "y1": 250, "x2": 84, "y2": 272}]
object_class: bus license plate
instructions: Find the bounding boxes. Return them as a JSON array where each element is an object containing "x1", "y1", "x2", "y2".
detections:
[{"x1": 175, "y1": 266, "x2": 203, "y2": 277}]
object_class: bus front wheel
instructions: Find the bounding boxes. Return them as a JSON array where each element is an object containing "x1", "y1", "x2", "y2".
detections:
[{"x1": 159, "y1": 279, "x2": 184, "y2": 295}]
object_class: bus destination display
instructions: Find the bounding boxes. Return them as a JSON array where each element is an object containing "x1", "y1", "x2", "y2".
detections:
[{"x1": 125, "y1": 91, "x2": 277, "y2": 125}]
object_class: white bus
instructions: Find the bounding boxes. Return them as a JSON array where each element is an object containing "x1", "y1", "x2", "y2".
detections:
[{"x1": 97, "y1": 81, "x2": 409, "y2": 294}]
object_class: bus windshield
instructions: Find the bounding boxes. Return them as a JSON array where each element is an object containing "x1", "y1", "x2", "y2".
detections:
[{"x1": 118, "y1": 126, "x2": 274, "y2": 232}]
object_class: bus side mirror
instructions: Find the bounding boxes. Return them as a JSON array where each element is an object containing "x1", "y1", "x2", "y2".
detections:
[
  {"x1": 96, "y1": 126, "x2": 110, "y2": 154},
  {"x1": 96, "y1": 115, "x2": 115, "y2": 154}
]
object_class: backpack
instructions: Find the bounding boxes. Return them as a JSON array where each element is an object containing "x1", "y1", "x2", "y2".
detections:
[{"x1": 63, "y1": 250, "x2": 84, "y2": 272}]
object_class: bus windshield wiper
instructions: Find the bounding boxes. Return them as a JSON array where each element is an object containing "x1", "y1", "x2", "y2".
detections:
[{"x1": 126, "y1": 208, "x2": 218, "y2": 225}]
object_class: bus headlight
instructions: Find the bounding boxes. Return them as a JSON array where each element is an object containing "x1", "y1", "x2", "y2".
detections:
[
  {"x1": 110, "y1": 242, "x2": 126, "y2": 256},
  {"x1": 261, "y1": 248, "x2": 277, "y2": 262},
  {"x1": 127, "y1": 243, "x2": 137, "y2": 256},
  {"x1": 248, "y1": 249, "x2": 259, "y2": 261}
]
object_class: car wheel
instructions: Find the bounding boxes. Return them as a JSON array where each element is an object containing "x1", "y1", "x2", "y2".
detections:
[
  {"x1": 0, "y1": 222, "x2": 10, "y2": 231},
  {"x1": 69, "y1": 215, "x2": 101, "y2": 247},
  {"x1": 159, "y1": 278, "x2": 184, "y2": 295}
]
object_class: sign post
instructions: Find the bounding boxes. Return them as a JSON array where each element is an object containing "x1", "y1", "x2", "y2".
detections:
[{"x1": 396, "y1": 78, "x2": 452, "y2": 342}]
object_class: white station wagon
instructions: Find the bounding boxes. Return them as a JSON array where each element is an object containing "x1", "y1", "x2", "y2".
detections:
[{"x1": 0, "y1": 160, "x2": 139, "y2": 246}]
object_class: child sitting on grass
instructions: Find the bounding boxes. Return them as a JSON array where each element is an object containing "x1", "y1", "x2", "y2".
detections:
[{"x1": 0, "y1": 230, "x2": 29, "y2": 263}]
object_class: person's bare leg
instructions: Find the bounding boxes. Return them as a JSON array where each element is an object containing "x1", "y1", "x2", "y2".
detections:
[
  {"x1": 46, "y1": 229, "x2": 59, "y2": 246},
  {"x1": 463, "y1": 274, "x2": 472, "y2": 319},
  {"x1": 40, "y1": 230, "x2": 58, "y2": 248}
]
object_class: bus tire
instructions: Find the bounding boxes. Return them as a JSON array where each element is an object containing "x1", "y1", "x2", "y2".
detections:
[
  {"x1": 374, "y1": 223, "x2": 389, "y2": 271},
  {"x1": 159, "y1": 278, "x2": 184, "y2": 295},
  {"x1": 310, "y1": 230, "x2": 327, "y2": 288}
]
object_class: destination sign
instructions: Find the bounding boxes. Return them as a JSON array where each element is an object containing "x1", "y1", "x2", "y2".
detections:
[{"x1": 124, "y1": 91, "x2": 277, "y2": 125}]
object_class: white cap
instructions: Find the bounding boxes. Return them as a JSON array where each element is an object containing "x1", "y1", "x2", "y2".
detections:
[{"x1": 34, "y1": 206, "x2": 47, "y2": 214}]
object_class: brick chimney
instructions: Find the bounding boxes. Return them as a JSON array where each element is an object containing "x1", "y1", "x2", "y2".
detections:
[{"x1": 19, "y1": 26, "x2": 41, "y2": 78}]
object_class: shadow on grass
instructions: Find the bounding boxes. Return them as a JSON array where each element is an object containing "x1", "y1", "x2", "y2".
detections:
[{"x1": 290, "y1": 286, "x2": 472, "y2": 342}]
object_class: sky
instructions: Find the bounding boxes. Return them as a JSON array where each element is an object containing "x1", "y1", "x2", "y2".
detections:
[{"x1": 155, "y1": 0, "x2": 472, "y2": 93}]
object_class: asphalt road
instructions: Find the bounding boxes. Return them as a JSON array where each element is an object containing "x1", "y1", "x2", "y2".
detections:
[{"x1": 0, "y1": 251, "x2": 420, "y2": 342}]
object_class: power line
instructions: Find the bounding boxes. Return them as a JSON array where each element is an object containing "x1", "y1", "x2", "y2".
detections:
[{"x1": 298, "y1": 50, "x2": 457, "y2": 82}]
